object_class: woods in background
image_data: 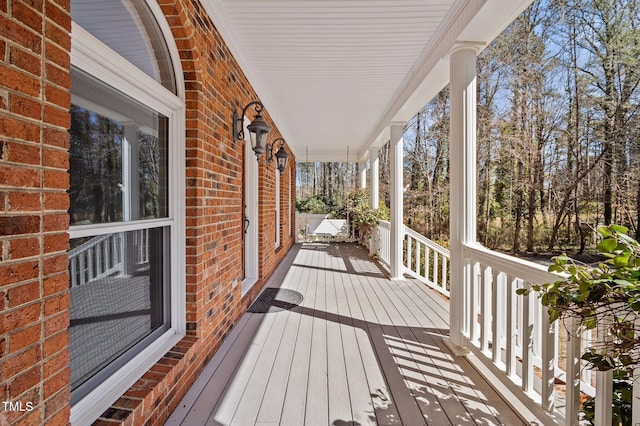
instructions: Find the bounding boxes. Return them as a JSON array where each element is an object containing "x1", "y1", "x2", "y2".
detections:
[{"x1": 298, "y1": 0, "x2": 640, "y2": 256}]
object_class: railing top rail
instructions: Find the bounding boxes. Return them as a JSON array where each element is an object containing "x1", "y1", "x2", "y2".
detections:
[
  {"x1": 463, "y1": 242, "x2": 561, "y2": 285},
  {"x1": 68, "y1": 233, "x2": 113, "y2": 256},
  {"x1": 404, "y1": 226, "x2": 450, "y2": 256}
]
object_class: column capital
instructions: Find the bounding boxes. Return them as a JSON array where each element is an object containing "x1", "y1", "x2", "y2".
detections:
[{"x1": 448, "y1": 41, "x2": 485, "y2": 57}]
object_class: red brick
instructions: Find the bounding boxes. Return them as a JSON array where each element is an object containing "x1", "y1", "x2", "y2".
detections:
[
  {"x1": 8, "y1": 191, "x2": 41, "y2": 212},
  {"x1": 45, "y1": 404, "x2": 70, "y2": 426},
  {"x1": 8, "y1": 237, "x2": 40, "y2": 260},
  {"x1": 43, "y1": 213, "x2": 68, "y2": 232},
  {"x1": 0, "y1": 165, "x2": 40, "y2": 187},
  {"x1": 14, "y1": 407, "x2": 43, "y2": 426},
  {"x1": 42, "y1": 127, "x2": 69, "y2": 149},
  {"x1": 43, "y1": 330, "x2": 67, "y2": 357},
  {"x1": 9, "y1": 44, "x2": 43, "y2": 77},
  {"x1": 43, "y1": 233, "x2": 68, "y2": 253},
  {"x1": 43, "y1": 169, "x2": 69, "y2": 190},
  {"x1": 43, "y1": 349, "x2": 68, "y2": 379},
  {"x1": 0, "y1": 64, "x2": 41, "y2": 97},
  {"x1": 43, "y1": 104, "x2": 69, "y2": 128},
  {"x1": 12, "y1": 1, "x2": 44, "y2": 33},
  {"x1": 3, "y1": 302, "x2": 41, "y2": 332},
  {"x1": 43, "y1": 252, "x2": 67, "y2": 275},
  {"x1": 8, "y1": 365, "x2": 41, "y2": 397},
  {"x1": 0, "y1": 260, "x2": 39, "y2": 284},
  {"x1": 44, "y1": 83, "x2": 70, "y2": 108},
  {"x1": 0, "y1": 215, "x2": 40, "y2": 235},
  {"x1": 9, "y1": 324, "x2": 41, "y2": 353},
  {"x1": 43, "y1": 273, "x2": 68, "y2": 297},
  {"x1": 44, "y1": 368, "x2": 68, "y2": 398},
  {"x1": 46, "y1": 1, "x2": 71, "y2": 31},
  {"x1": 0, "y1": 116, "x2": 41, "y2": 144},
  {"x1": 7, "y1": 280, "x2": 40, "y2": 309},
  {"x1": 0, "y1": 15, "x2": 42, "y2": 54},
  {"x1": 42, "y1": 147, "x2": 68, "y2": 169},
  {"x1": 44, "y1": 20, "x2": 70, "y2": 51},
  {"x1": 44, "y1": 387, "x2": 70, "y2": 422},
  {"x1": 43, "y1": 191, "x2": 68, "y2": 211},
  {"x1": 6, "y1": 140, "x2": 40, "y2": 165},
  {"x1": 45, "y1": 62, "x2": 70, "y2": 89},
  {"x1": 9, "y1": 92, "x2": 42, "y2": 120},
  {"x1": 43, "y1": 293, "x2": 68, "y2": 317},
  {"x1": 43, "y1": 313, "x2": 68, "y2": 337},
  {"x1": 2, "y1": 345, "x2": 42, "y2": 380}
]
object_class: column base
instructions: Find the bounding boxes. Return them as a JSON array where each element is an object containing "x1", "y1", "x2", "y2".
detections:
[{"x1": 443, "y1": 337, "x2": 470, "y2": 356}]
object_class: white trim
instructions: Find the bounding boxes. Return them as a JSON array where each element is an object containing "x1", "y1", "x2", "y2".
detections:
[
  {"x1": 289, "y1": 167, "x2": 293, "y2": 237},
  {"x1": 70, "y1": 330, "x2": 183, "y2": 426},
  {"x1": 242, "y1": 118, "x2": 259, "y2": 296},
  {"x1": 69, "y1": 218, "x2": 174, "y2": 239},
  {"x1": 69, "y1": 0, "x2": 186, "y2": 422},
  {"x1": 275, "y1": 171, "x2": 281, "y2": 249}
]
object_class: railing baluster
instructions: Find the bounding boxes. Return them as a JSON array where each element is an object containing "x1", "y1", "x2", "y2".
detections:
[
  {"x1": 565, "y1": 315, "x2": 580, "y2": 426},
  {"x1": 406, "y1": 235, "x2": 412, "y2": 270},
  {"x1": 415, "y1": 241, "x2": 421, "y2": 275},
  {"x1": 433, "y1": 251, "x2": 439, "y2": 289},
  {"x1": 541, "y1": 305, "x2": 555, "y2": 412},
  {"x1": 70, "y1": 257, "x2": 77, "y2": 287},
  {"x1": 595, "y1": 312, "x2": 613, "y2": 425},
  {"x1": 481, "y1": 265, "x2": 491, "y2": 353},
  {"x1": 633, "y1": 316, "x2": 640, "y2": 426},
  {"x1": 441, "y1": 254, "x2": 447, "y2": 293},
  {"x1": 491, "y1": 269, "x2": 501, "y2": 364},
  {"x1": 79, "y1": 252, "x2": 86, "y2": 286},
  {"x1": 469, "y1": 261, "x2": 480, "y2": 343},
  {"x1": 505, "y1": 274, "x2": 516, "y2": 377},
  {"x1": 522, "y1": 285, "x2": 534, "y2": 394}
]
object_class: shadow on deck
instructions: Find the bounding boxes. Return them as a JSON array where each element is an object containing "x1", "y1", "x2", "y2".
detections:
[{"x1": 166, "y1": 242, "x2": 526, "y2": 426}]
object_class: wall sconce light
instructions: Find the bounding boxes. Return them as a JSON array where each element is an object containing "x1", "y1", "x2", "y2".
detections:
[
  {"x1": 267, "y1": 138, "x2": 289, "y2": 175},
  {"x1": 233, "y1": 100, "x2": 272, "y2": 161}
]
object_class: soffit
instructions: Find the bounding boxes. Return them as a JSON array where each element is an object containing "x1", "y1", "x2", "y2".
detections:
[{"x1": 202, "y1": 0, "x2": 533, "y2": 161}]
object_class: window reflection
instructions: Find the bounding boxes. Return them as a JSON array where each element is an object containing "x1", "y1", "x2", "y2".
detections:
[
  {"x1": 69, "y1": 69, "x2": 168, "y2": 226},
  {"x1": 68, "y1": 227, "x2": 169, "y2": 393}
]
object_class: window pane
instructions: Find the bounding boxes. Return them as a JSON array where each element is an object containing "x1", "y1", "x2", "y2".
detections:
[
  {"x1": 71, "y1": 0, "x2": 176, "y2": 92},
  {"x1": 69, "y1": 69, "x2": 168, "y2": 225},
  {"x1": 68, "y1": 227, "x2": 169, "y2": 394}
]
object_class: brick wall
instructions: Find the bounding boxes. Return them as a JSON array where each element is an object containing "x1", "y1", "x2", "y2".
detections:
[
  {"x1": 1, "y1": 0, "x2": 297, "y2": 424},
  {"x1": 1, "y1": 0, "x2": 72, "y2": 424}
]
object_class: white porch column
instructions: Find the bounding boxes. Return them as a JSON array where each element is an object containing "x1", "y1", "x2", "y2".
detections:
[
  {"x1": 390, "y1": 123, "x2": 405, "y2": 280},
  {"x1": 448, "y1": 45, "x2": 479, "y2": 353},
  {"x1": 358, "y1": 161, "x2": 367, "y2": 189},
  {"x1": 369, "y1": 149, "x2": 379, "y2": 209}
]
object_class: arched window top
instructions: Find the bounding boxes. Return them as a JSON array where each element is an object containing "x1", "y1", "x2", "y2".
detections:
[{"x1": 71, "y1": 0, "x2": 176, "y2": 93}]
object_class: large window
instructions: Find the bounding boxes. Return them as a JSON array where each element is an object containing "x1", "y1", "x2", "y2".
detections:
[{"x1": 69, "y1": 0, "x2": 184, "y2": 423}]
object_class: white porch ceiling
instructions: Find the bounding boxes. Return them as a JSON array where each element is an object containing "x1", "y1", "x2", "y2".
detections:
[{"x1": 203, "y1": 0, "x2": 533, "y2": 162}]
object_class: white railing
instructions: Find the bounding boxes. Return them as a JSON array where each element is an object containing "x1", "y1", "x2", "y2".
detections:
[
  {"x1": 69, "y1": 233, "x2": 122, "y2": 287},
  {"x1": 461, "y1": 243, "x2": 640, "y2": 425},
  {"x1": 372, "y1": 220, "x2": 391, "y2": 268},
  {"x1": 372, "y1": 222, "x2": 635, "y2": 425},
  {"x1": 404, "y1": 226, "x2": 450, "y2": 297},
  {"x1": 68, "y1": 229, "x2": 150, "y2": 287}
]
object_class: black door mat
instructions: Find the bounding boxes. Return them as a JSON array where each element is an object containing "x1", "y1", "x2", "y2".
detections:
[{"x1": 247, "y1": 288, "x2": 304, "y2": 313}]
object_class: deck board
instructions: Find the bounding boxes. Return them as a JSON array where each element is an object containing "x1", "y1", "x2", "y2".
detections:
[{"x1": 166, "y1": 242, "x2": 526, "y2": 426}]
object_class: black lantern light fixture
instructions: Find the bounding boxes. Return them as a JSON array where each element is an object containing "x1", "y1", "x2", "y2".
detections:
[
  {"x1": 233, "y1": 100, "x2": 271, "y2": 161},
  {"x1": 267, "y1": 138, "x2": 290, "y2": 175}
]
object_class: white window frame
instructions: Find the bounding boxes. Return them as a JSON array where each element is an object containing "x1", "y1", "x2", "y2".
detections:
[{"x1": 69, "y1": 6, "x2": 185, "y2": 424}]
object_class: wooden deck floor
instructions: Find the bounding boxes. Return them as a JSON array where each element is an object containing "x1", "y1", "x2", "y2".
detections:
[{"x1": 166, "y1": 242, "x2": 525, "y2": 426}]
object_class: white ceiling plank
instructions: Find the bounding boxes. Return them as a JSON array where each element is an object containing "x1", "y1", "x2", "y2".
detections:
[{"x1": 202, "y1": 0, "x2": 534, "y2": 162}]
